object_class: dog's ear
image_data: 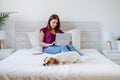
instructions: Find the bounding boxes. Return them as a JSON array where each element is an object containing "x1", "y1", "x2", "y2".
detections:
[
  {"x1": 46, "y1": 60, "x2": 50, "y2": 65},
  {"x1": 44, "y1": 57, "x2": 48, "y2": 62},
  {"x1": 54, "y1": 59, "x2": 59, "y2": 64},
  {"x1": 43, "y1": 57, "x2": 50, "y2": 65}
]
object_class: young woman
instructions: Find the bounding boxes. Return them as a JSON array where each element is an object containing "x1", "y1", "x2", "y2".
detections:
[{"x1": 40, "y1": 14, "x2": 83, "y2": 56}]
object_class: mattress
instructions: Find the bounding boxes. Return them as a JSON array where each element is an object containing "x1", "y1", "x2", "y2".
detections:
[{"x1": 0, "y1": 49, "x2": 120, "y2": 80}]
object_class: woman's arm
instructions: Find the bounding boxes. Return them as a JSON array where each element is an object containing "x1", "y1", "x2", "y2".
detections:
[{"x1": 40, "y1": 31, "x2": 53, "y2": 47}]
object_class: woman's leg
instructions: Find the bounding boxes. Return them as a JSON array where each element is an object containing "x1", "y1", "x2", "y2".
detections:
[
  {"x1": 66, "y1": 45, "x2": 83, "y2": 56},
  {"x1": 60, "y1": 45, "x2": 69, "y2": 52},
  {"x1": 43, "y1": 45, "x2": 69, "y2": 54}
]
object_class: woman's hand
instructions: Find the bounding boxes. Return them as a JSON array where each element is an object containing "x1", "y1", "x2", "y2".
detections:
[
  {"x1": 48, "y1": 42, "x2": 56, "y2": 46},
  {"x1": 69, "y1": 41, "x2": 72, "y2": 45}
]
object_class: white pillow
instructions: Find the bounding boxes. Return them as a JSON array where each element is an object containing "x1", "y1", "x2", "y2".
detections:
[
  {"x1": 65, "y1": 28, "x2": 81, "y2": 49},
  {"x1": 27, "y1": 29, "x2": 42, "y2": 51}
]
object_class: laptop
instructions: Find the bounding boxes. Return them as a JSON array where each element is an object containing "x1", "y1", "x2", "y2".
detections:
[{"x1": 55, "y1": 33, "x2": 72, "y2": 45}]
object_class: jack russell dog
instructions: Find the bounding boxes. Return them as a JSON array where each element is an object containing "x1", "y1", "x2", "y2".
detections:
[{"x1": 43, "y1": 51, "x2": 84, "y2": 66}]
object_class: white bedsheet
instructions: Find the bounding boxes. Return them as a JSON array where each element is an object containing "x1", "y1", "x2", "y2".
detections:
[{"x1": 0, "y1": 49, "x2": 120, "y2": 80}]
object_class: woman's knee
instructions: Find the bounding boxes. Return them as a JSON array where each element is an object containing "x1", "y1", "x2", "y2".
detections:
[{"x1": 43, "y1": 46, "x2": 61, "y2": 54}]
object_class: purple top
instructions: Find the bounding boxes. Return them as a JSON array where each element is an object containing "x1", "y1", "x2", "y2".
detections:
[{"x1": 40, "y1": 27, "x2": 63, "y2": 51}]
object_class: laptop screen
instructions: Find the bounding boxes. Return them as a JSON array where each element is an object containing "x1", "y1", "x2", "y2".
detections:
[{"x1": 55, "y1": 33, "x2": 72, "y2": 45}]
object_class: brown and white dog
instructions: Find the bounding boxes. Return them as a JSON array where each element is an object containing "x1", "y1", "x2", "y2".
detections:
[
  {"x1": 43, "y1": 57, "x2": 65, "y2": 66},
  {"x1": 43, "y1": 51, "x2": 84, "y2": 66}
]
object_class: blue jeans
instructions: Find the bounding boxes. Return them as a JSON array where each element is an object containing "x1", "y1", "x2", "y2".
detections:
[{"x1": 43, "y1": 45, "x2": 83, "y2": 56}]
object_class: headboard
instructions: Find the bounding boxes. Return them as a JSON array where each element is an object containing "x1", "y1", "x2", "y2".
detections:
[{"x1": 15, "y1": 21, "x2": 101, "y2": 50}]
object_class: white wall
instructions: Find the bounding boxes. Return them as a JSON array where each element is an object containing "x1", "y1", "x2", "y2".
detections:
[{"x1": 0, "y1": 0, "x2": 120, "y2": 48}]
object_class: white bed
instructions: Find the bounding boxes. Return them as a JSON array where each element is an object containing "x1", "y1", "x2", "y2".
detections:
[
  {"x1": 0, "y1": 49, "x2": 120, "y2": 80},
  {"x1": 0, "y1": 21, "x2": 120, "y2": 80}
]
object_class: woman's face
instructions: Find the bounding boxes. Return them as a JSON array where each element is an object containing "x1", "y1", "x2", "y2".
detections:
[{"x1": 50, "y1": 19, "x2": 58, "y2": 29}]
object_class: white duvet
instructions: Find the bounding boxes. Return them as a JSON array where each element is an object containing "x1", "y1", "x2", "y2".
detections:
[{"x1": 0, "y1": 49, "x2": 120, "y2": 80}]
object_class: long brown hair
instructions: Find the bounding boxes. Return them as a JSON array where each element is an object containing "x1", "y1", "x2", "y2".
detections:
[{"x1": 47, "y1": 14, "x2": 60, "y2": 32}]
